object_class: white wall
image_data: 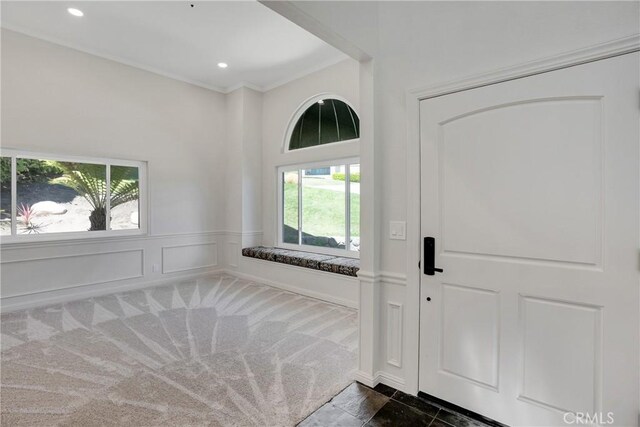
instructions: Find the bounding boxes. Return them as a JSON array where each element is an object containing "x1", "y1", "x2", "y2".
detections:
[
  {"x1": 227, "y1": 58, "x2": 361, "y2": 308},
  {"x1": 1, "y1": 29, "x2": 227, "y2": 308},
  {"x1": 241, "y1": 87, "x2": 263, "y2": 243},
  {"x1": 224, "y1": 87, "x2": 245, "y2": 235},
  {"x1": 6, "y1": 1, "x2": 635, "y2": 393},
  {"x1": 1, "y1": 29, "x2": 228, "y2": 234},
  {"x1": 376, "y1": 0, "x2": 640, "y2": 274},
  {"x1": 1, "y1": 28, "x2": 362, "y2": 311},
  {"x1": 273, "y1": 0, "x2": 640, "y2": 394},
  {"x1": 223, "y1": 86, "x2": 265, "y2": 277},
  {"x1": 260, "y1": 58, "x2": 360, "y2": 246},
  {"x1": 377, "y1": 1, "x2": 640, "y2": 393}
]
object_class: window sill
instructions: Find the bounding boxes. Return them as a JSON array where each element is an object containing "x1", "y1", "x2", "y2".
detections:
[{"x1": 242, "y1": 246, "x2": 360, "y2": 277}]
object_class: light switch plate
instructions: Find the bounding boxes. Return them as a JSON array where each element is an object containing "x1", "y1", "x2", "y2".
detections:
[{"x1": 389, "y1": 221, "x2": 406, "y2": 240}]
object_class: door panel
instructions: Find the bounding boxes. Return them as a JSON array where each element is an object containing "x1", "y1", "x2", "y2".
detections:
[
  {"x1": 419, "y1": 53, "x2": 639, "y2": 426},
  {"x1": 519, "y1": 296, "x2": 601, "y2": 414},
  {"x1": 440, "y1": 284, "x2": 500, "y2": 390},
  {"x1": 440, "y1": 98, "x2": 602, "y2": 265}
]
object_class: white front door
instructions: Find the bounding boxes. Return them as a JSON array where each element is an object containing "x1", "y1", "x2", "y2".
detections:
[{"x1": 419, "y1": 52, "x2": 639, "y2": 426}]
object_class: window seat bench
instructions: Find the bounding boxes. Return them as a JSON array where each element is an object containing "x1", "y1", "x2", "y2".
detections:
[{"x1": 241, "y1": 246, "x2": 360, "y2": 277}]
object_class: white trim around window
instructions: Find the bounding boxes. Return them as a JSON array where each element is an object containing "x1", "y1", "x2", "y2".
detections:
[
  {"x1": 0, "y1": 149, "x2": 148, "y2": 244},
  {"x1": 277, "y1": 157, "x2": 360, "y2": 258},
  {"x1": 282, "y1": 93, "x2": 360, "y2": 154}
]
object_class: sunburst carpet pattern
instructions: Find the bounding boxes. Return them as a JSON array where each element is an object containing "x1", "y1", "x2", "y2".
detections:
[{"x1": 0, "y1": 274, "x2": 358, "y2": 426}]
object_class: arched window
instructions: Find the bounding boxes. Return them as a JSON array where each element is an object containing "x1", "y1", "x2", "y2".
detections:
[
  {"x1": 288, "y1": 98, "x2": 359, "y2": 151},
  {"x1": 277, "y1": 95, "x2": 360, "y2": 257}
]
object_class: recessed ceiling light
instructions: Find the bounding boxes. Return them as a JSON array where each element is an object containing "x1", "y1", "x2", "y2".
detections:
[
  {"x1": 67, "y1": 8, "x2": 84, "y2": 17},
  {"x1": 217, "y1": 62, "x2": 228, "y2": 69}
]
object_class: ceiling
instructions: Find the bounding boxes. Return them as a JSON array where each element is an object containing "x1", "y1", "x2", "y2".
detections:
[{"x1": 0, "y1": 1, "x2": 348, "y2": 93}]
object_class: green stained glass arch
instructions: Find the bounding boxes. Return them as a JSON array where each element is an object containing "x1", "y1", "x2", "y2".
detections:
[{"x1": 288, "y1": 98, "x2": 360, "y2": 151}]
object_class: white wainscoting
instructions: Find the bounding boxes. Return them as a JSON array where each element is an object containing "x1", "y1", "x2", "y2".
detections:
[
  {"x1": 224, "y1": 231, "x2": 262, "y2": 269},
  {"x1": 355, "y1": 271, "x2": 412, "y2": 393},
  {"x1": 227, "y1": 242, "x2": 239, "y2": 267},
  {"x1": 1, "y1": 249, "x2": 144, "y2": 298},
  {"x1": 230, "y1": 259, "x2": 359, "y2": 308},
  {"x1": 0, "y1": 231, "x2": 224, "y2": 312},
  {"x1": 386, "y1": 301, "x2": 403, "y2": 368},
  {"x1": 162, "y1": 242, "x2": 218, "y2": 274},
  {"x1": 1, "y1": 230, "x2": 362, "y2": 313}
]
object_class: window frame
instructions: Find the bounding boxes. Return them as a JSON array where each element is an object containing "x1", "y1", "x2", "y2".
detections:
[
  {"x1": 277, "y1": 157, "x2": 360, "y2": 259},
  {"x1": 282, "y1": 93, "x2": 360, "y2": 154},
  {"x1": 0, "y1": 148, "x2": 147, "y2": 244}
]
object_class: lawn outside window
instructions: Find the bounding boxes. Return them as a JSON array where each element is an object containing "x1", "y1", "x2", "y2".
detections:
[
  {"x1": 277, "y1": 158, "x2": 360, "y2": 258},
  {"x1": 0, "y1": 149, "x2": 147, "y2": 244}
]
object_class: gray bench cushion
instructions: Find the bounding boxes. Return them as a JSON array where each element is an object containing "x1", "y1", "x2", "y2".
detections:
[{"x1": 242, "y1": 246, "x2": 360, "y2": 277}]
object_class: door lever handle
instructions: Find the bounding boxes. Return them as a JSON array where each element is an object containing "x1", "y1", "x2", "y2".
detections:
[{"x1": 424, "y1": 237, "x2": 444, "y2": 276}]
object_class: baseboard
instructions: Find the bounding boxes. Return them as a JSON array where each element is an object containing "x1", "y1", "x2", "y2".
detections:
[
  {"x1": 375, "y1": 371, "x2": 407, "y2": 393},
  {"x1": 2, "y1": 265, "x2": 357, "y2": 312},
  {"x1": 1, "y1": 268, "x2": 224, "y2": 312},
  {"x1": 354, "y1": 370, "x2": 379, "y2": 388},
  {"x1": 223, "y1": 268, "x2": 358, "y2": 309},
  {"x1": 354, "y1": 371, "x2": 416, "y2": 395},
  {"x1": 355, "y1": 370, "x2": 410, "y2": 394}
]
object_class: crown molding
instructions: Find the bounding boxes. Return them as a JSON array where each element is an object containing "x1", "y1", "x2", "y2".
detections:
[
  {"x1": 1, "y1": 26, "x2": 228, "y2": 93},
  {"x1": 2, "y1": 25, "x2": 350, "y2": 95}
]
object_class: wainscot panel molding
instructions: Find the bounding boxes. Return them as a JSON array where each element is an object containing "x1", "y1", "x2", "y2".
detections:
[
  {"x1": 357, "y1": 270, "x2": 407, "y2": 286},
  {"x1": 386, "y1": 301, "x2": 403, "y2": 368},
  {"x1": 1, "y1": 249, "x2": 144, "y2": 298},
  {"x1": 354, "y1": 271, "x2": 412, "y2": 395},
  {"x1": 356, "y1": 270, "x2": 377, "y2": 283},
  {"x1": 223, "y1": 231, "x2": 263, "y2": 269},
  {"x1": 1, "y1": 231, "x2": 225, "y2": 312},
  {"x1": 225, "y1": 231, "x2": 264, "y2": 237},
  {"x1": 0, "y1": 231, "x2": 228, "y2": 251},
  {"x1": 227, "y1": 242, "x2": 240, "y2": 267},
  {"x1": 381, "y1": 272, "x2": 407, "y2": 286},
  {"x1": 356, "y1": 269, "x2": 380, "y2": 395},
  {"x1": 0, "y1": 270, "x2": 221, "y2": 313},
  {"x1": 161, "y1": 242, "x2": 218, "y2": 274}
]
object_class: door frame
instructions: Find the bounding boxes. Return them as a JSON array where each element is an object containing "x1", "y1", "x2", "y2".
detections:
[{"x1": 403, "y1": 34, "x2": 640, "y2": 395}]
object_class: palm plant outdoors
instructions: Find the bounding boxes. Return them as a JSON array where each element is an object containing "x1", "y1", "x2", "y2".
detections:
[{"x1": 47, "y1": 161, "x2": 138, "y2": 231}]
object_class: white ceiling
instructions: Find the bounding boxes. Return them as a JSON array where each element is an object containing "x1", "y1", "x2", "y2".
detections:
[{"x1": 0, "y1": 1, "x2": 348, "y2": 93}]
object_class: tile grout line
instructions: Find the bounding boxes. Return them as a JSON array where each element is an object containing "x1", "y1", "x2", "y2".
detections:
[
  {"x1": 427, "y1": 409, "x2": 441, "y2": 426},
  {"x1": 360, "y1": 393, "x2": 392, "y2": 426},
  {"x1": 365, "y1": 389, "x2": 442, "y2": 426}
]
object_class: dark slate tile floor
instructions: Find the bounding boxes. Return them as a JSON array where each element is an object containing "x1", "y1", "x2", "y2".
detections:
[{"x1": 298, "y1": 382, "x2": 500, "y2": 427}]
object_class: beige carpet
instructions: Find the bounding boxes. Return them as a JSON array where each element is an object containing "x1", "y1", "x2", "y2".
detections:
[{"x1": 0, "y1": 274, "x2": 358, "y2": 426}]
